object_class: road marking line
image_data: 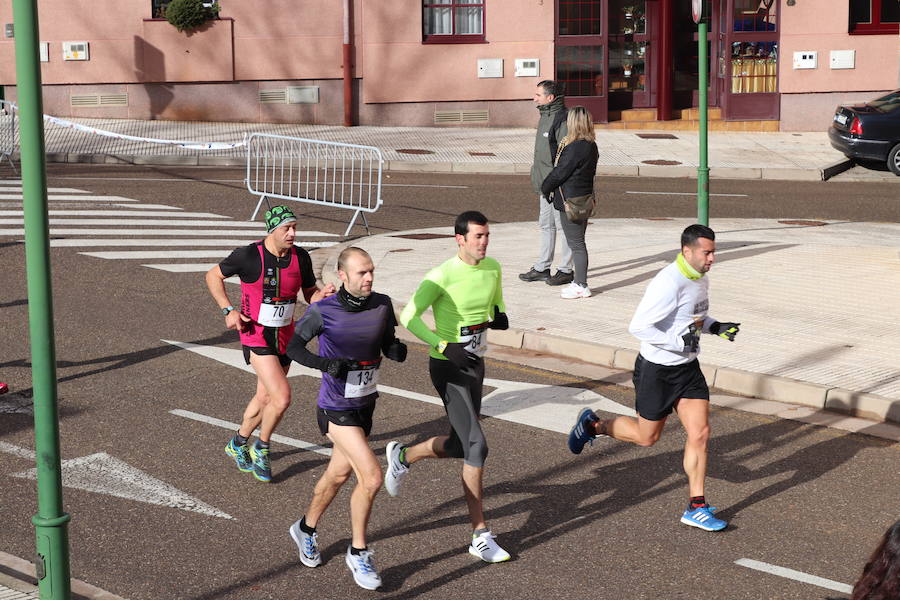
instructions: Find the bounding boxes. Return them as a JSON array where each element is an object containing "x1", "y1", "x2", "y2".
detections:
[
  {"x1": 0, "y1": 187, "x2": 90, "y2": 193},
  {"x1": 112, "y1": 203, "x2": 183, "y2": 210},
  {"x1": 734, "y1": 559, "x2": 853, "y2": 594},
  {"x1": 625, "y1": 191, "x2": 749, "y2": 197},
  {"x1": 49, "y1": 239, "x2": 286, "y2": 247},
  {"x1": 0, "y1": 229, "x2": 300, "y2": 237},
  {"x1": 143, "y1": 263, "x2": 224, "y2": 274},
  {"x1": 169, "y1": 409, "x2": 332, "y2": 457},
  {"x1": 0, "y1": 218, "x2": 263, "y2": 227},
  {"x1": 81, "y1": 245, "x2": 334, "y2": 259},
  {"x1": 0, "y1": 440, "x2": 37, "y2": 460},
  {"x1": 0, "y1": 210, "x2": 229, "y2": 218},
  {"x1": 0, "y1": 194, "x2": 138, "y2": 201},
  {"x1": 45, "y1": 176, "x2": 470, "y2": 189}
]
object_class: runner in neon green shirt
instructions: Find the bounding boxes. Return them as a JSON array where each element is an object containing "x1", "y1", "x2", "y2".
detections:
[{"x1": 385, "y1": 211, "x2": 512, "y2": 564}]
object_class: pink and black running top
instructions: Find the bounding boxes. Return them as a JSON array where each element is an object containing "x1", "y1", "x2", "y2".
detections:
[{"x1": 218, "y1": 241, "x2": 315, "y2": 353}]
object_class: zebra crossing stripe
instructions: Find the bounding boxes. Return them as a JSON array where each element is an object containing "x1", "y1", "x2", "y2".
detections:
[
  {"x1": 0, "y1": 196, "x2": 139, "y2": 203},
  {"x1": 0, "y1": 219, "x2": 265, "y2": 227},
  {"x1": 0, "y1": 228, "x2": 334, "y2": 237},
  {"x1": 112, "y1": 204, "x2": 183, "y2": 210},
  {"x1": 81, "y1": 244, "x2": 336, "y2": 259},
  {"x1": 142, "y1": 263, "x2": 219, "y2": 273},
  {"x1": 49, "y1": 239, "x2": 289, "y2": 247},
  {"x1": 0, "y1": 194, "x2": 138, "y2": 201},
  {"x1": 0, "y1": 210, "x2": 231, "y2": 218},
  {"x1": 0, "y1": 187, "x2": 91, "y2": 193}
]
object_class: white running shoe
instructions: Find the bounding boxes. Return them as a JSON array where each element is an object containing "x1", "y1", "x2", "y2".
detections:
[
  {"x1": 560, "y1": 282, "x2": 591, "y2": 299},
  {"x1": 384, "y1": 440, "x2": 409, "y2": 497},
  {"x1": 289, "y1": 520, "x2": 321, "y2": 567},
  {"x1": 468, "y1": 530, "x2": 511, "y2": 563},
  {"x1": 345, "y1": 546, "x2": 382, "y2": 590}
]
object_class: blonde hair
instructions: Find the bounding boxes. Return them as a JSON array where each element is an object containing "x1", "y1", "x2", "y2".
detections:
[{"x1": 564, "y1": 105, "x2": 595, "y2": 144}]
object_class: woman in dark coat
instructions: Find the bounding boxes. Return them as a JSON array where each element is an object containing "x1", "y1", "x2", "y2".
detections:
[{"x1": 541, "y1": 105, "x2": 599, "y2": 299}]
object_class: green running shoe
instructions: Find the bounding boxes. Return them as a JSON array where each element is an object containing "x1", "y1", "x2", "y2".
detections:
[
  {"x1": 249, "y1": 443, "x2": 272, "y2": 482},
  {"x1": 225, "y1": 438, "x2": 253, "y2": 473}
]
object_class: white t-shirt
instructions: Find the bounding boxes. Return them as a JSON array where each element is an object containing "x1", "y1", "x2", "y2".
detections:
[{"x1": 628, "y1": 260, "x2": 716, "y2": 366}]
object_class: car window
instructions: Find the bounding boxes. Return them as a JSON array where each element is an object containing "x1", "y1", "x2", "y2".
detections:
[{"x1": 869, "y1": 90, "x2": 900, "y2": 113}]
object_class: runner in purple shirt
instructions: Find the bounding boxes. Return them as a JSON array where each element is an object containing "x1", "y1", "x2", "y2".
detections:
[{"x1": 286, "y1": 246, "x2": 406, "y2": 591}]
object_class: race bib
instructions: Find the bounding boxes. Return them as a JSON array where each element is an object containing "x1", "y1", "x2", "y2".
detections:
[
  {"x1": 257, "y1": 300, "x2": 295, "y2": 327},
  {"x1": 459, "y1": 322, "x2": 488, "y2": 357},
  {"x1": 344, "y1": 359, "x2": 381, "y2": 398}
]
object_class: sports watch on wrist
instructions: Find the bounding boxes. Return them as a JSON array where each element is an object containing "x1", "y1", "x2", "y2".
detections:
[
  {"x1": 222, "y1": 306, "x2": 235, "y2": 316},
  {"x1": 436, "y1": 340, "x2": 449, "y2": 354}
]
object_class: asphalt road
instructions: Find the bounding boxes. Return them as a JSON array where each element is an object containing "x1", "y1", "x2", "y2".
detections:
[{"x1": 1, "y1": 166, "x2": 898, "y2": 599}]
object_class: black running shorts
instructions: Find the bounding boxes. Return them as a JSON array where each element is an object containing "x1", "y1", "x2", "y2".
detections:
[
  {"x1": 317, "y1": 404, "x2": 376, "y2": 437},
  {"x1": 632, "y1": 354, "x2": 709, "y2": 421},
  {"x1": 243, "y1": 345, "x2": 292, "y2": 368}
]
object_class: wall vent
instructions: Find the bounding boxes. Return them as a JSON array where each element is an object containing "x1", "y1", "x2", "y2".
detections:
[
  {"x1": 70, "y1": 93, "x2": 128, "y2": 107},
  {"x1": 99, "y1": 93, "x2": 128, "y2": 106},
  {"x1": 434, "y1": 109, "x2": 489, "y2": 124},
  {"x1": 259, "y1": 89, "x2": 287, "y2": 104},
  {"x1": 70, "y1": 94, "x2": 100, "y2": 107}
]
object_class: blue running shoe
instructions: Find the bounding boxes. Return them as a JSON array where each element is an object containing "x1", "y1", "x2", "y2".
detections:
[
  {"x1": 568, "y1": 408, "x2": 599, "y2": 454},
  {"x1": 680, "y1": 504, "x2": 727, "y2": 531},
  {"x1": 249, "y1": 443, "x2": 272, "y2": 482},
  {"x1": 225, "y1": 438, "x2": 253, "y2": 473}
]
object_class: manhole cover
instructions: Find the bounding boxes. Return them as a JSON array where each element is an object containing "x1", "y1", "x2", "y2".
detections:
[
  {"x1": 396, "y1": 148, "x2": 435, "y2": 155},
  {"x1": 778, "y1": 220, "x2": 827, "y2": 226},
  {"x1": 636, "y1": 133, "x2": 678, "y2": 140},
  {"x1": 468, "y1": 151, "x2": 496, "y2": 157},
  {"x1": 391, "y1": 233, "x2": 455, "y2": 240},
  {"x1": 641, "y1": 159, "x2": 682, "y2": 166}
]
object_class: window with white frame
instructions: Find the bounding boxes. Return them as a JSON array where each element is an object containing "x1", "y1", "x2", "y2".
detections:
[{"x1": 423, "y1": 0, "x2": 486, "y2": 43}]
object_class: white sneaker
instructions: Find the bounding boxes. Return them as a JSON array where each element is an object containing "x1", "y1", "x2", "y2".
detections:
[
  {"x1": 468, "y1": 530, "x2": 511, "y2": 563},
  {"x1": 560, "y1": 282, "x2": 591, "y2": 299},
  {"x1": 384, "y1": 440, "x2": 409, "y2": 497},
  {"x1": 345, "y1": 546, "x2": 382, "y2": 590},
  {"x1": 289, "y1": 520, "x2": 321, "y2": 567}
]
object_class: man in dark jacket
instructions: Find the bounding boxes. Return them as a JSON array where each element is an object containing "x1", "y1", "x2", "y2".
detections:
[{"x1": 519, "y1": 80, "x2": 574, "y2": 287}]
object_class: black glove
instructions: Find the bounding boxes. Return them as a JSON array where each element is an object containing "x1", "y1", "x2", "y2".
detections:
[
  {"x1": 324, "y1": 358, "x2": 351, "y2": 378},
  {"x1": 710, "y1": 321, "x2": 740, "y2": 341},
  {"x1": 441, "y1": 342, "x2": 480, "y2": 370},
  {"x1": 681, "y1": 322, "x2": 700, "y2": 353},
  {"x1": 384, "y1": 339, "x2": 408, "y2": 363},
  {"x1": 488, "y1": 306, "x2": 508, "y2": 330}
]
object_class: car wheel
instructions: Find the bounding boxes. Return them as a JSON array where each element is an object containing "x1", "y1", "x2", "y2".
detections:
[{"x1": 888, "y1": 143, "x2": 900, "y2": 176}]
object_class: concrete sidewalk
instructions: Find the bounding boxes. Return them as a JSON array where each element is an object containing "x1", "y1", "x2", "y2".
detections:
[
  {"x1": 11, "y1": 115, "x2": 854, "y2": 180},
  {"x1": 323, "y1": 218, "x2": 900, "y2": 425}
]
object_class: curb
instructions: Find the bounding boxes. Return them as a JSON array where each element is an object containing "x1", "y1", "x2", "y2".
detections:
[
  {"x1": 318, "y1": 241, "x2": 899, "y2": 426},
  {"x1": 10, "y1": 152, "x2": 838, "y2": 181},
  {"x1": 0, "y1": 551, "x2": 126, "y2": 600}
]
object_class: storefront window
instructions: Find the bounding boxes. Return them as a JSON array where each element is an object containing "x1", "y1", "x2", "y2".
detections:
[
  {"x1": 559, "y1": 0, "x2": 602, "y2": 36},
  {"x1": 556, "y1": 45, "x2": 604, "y2": 97},
  {"x1": 731, "y1": 41, "x2": 777, "y2": 94},
  {"x1": 850, "y1": 0, "x2": 900, "y2": 34}
]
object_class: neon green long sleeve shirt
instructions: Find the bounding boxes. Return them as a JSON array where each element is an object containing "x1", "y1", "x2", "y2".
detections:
[{"x1": 399, "y1": 255, "x2": 505, "y2": 360}]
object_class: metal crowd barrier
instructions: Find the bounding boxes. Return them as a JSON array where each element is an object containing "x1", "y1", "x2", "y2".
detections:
[
  {"x1": 0, "y1": 100, "x2": 18, "y2": 174},
  {"x1": 245, "y1": 133, "x2": 384, "y2": 236}
]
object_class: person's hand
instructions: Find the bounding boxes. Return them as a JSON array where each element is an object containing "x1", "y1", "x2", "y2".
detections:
[
  {"x1": 311, "y1": 283, "x2": 337, "y2": 303},
  {"x1": 384, "y1": 340, "x2": 407, "y2": 362},
  {"x1": 325, "y1": 358, "x2": 351, "y2": 378},
  {"x1": 544, "y1": 193, "x2": 554, "y2": 204},
  {"x1": 441, "y1": 342, "x2": 480, "y2": 370},
  {"x1": 681, "y1": 323, "x2": 700, "y2": 353},
  {"x1": 710, "y1": 321, "x2": 740, "y2": 341},
  {"x1": 226, "y1": 310, "x2": 251, "y2": 332},
  {"x1": 488, "y1": 306, "x2": 509, "y2": 330}
]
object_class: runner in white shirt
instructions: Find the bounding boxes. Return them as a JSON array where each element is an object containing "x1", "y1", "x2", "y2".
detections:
[{"x1": 567, "y1": 224, "x2": 740, "y2": 531}]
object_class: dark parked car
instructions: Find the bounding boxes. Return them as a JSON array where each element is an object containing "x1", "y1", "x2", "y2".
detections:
[{"x1": 829, "y1": 89, "x2": 900, "y2": 176}]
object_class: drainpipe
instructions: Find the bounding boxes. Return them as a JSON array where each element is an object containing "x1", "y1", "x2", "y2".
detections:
[
  {"x1": 657, "y1": 0, "x2": 673, "y2": 121},
  {"x1": 343, "y1": 0, "x2": 353, "y2": 127}
]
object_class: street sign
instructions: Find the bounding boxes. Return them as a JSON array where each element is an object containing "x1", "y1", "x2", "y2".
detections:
[{"x1": 692, "y1": 0, "x2": 703, "y2": 23}]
